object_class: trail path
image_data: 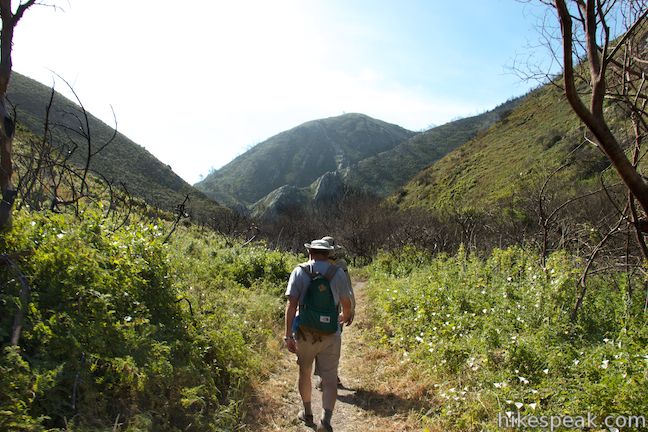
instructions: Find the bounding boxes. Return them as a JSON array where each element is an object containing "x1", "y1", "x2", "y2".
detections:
[{"x1": 244, "y1": 279, "x2": 436, "y2": 431}]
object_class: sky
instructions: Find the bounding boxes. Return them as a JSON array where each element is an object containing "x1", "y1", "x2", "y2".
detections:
[{"x1": 12, "y1": 0, "x2": 554, "y2": 184}]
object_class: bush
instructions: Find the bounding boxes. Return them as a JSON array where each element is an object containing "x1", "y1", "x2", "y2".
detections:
[
  {"x1": 368, "y1": 246, "x2": 648, "y2": 430},
  {"x1": 0, "y1": 208, "x2": 296, "y2": 431}
]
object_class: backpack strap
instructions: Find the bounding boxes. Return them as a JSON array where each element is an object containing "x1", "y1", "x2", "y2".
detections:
[
  {"x1": 323, "y1": 264, "x2": 339, "y2": 282},
  {"x1": 299, "y1": 263, "x2": 338, "y2": 280},
  {"x1": 298, "y1": 264, "x2": 316, "y2": 279}
]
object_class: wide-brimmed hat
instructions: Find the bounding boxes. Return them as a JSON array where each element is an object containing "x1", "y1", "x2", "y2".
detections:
[
  {"x1": 304, "y1": 239, "x2": 334, "y2": 251},
  {"x1": 321, "y1": 236, "x2": 343, "y2": 250}
]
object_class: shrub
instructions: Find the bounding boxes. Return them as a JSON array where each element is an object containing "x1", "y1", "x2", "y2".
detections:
[
  {"x1": 0, "y1": 208, "x2": 295, "y2": 431},
  {"x1": 368, "y1": 246, "x2": 648, "y2": 430}
]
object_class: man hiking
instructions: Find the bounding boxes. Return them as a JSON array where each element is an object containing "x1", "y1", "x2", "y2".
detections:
[
  {"x1": 284, "y1": 239, "x2": 353, "y2": 432},
  {"x1": 315, "y1": 236, "x2": 355, "y2": 390}
]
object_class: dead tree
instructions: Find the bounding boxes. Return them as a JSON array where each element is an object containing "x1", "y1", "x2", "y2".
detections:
[
  {"x1": 547, "y1": 0, "x2": 648, "y2": 222},
  {"x1": 13, "y1": 78, "x2": 117, "y2": 216},
  {"x1": 0, "y1": 0, "x2": 38, "y2": 229}
]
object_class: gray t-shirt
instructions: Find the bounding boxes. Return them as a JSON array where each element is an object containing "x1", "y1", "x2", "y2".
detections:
[{"x1": 285, "y1": 259, "x2": 352, "y2": 306}]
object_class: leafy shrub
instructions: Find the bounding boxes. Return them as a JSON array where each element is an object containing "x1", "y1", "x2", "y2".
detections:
[
  {"x1": 1, "y1": 208, "x2": 295, "y2": 431},
  {"x1": 368, "y1": 246, "x2": 647, "y2": 431}
]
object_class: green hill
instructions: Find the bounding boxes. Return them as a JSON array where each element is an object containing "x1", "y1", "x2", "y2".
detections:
[
  {"x1": 8, "y1": 72, "x2": 227, "y2": 222},
  {"x1": 344, "y1": 97, "x2": 523, "y2": 196},
  {"x1": 194, "y1": 113, "x2": 416, "y2": 207},
  {"x1": 393, "y1": 84, "x2": 612, "y2": 211},
  {"x1": 194, "y1": 103, "x2": 529, "y2": 215}
]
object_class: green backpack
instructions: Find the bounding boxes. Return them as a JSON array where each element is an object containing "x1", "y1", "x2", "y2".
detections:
[{"x1": 298, "y1": 264, "x2": 339, "y2": 335}]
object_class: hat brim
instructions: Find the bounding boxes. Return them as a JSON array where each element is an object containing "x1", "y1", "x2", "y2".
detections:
[
  {"x1": 304, "y1": 243, "x2": 334, "y2": 251},
  {"x1": 321, "y1": 237, "x2": 343, "y2": 250}
]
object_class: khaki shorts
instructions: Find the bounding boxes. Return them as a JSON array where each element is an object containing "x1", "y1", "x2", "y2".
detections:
[{"x1": 295, "y1": 331, "x2": 341, "y2": 383}]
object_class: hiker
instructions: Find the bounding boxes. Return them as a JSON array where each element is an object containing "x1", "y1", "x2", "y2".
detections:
[
  {"x1": 322, "y1": 236, "x2": 355, "y2": 320},
  {"x1": 284, "y1": 239, "x2": 353, "y2": 432},
  {"x1": 315, "y1": 236, "x2": 355, "y2": 389}
]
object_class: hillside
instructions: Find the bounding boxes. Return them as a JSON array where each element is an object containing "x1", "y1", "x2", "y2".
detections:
[
  {"x1": 344, "y1": 97, "x2": 523, "y2": 196},
  {"x1": 393, "y1": 84, "x2": 611, "y2": 211},
  {"x1": 8, "y1": 72, "x2": 227, "y2": 222},
  {"x1": 194, "y1": 113, "x2": 416, "y2": 207},
  {"x1": 195, "y1": 101, "x2": 528, "y2": 217}
]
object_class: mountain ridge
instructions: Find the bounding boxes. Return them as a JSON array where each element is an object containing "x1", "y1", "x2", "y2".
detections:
[
  {"x1": 392, "y1": 84, "x2": 613, "y2": 211},
  {"x1": 195, "y1": 99, "x2": 525, "y2": 218},
  {"x1": 8, "y1": 72, "x2": 227, "y2": 222},
  {"x1": 194, "y1": 113, "x2": 415, "y2": 207}
]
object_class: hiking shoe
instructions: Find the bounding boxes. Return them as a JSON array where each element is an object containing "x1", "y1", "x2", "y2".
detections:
[
  {"x1": 297, "y1": 410, "x2": 314, "y2": 426},
  {"x1": 317, "y1": 420, "x2": 333, "y2": 432}
]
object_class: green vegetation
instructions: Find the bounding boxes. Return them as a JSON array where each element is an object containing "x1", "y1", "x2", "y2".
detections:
[
  {"x1": 367, "y1": 246, "x2": 647, "y2": 431},
  {"x1": 345, "y1": 97, "x2": 522, "y2": 197},
  {"x1": 196, "y1": 100, "x2": 524, "y2": 212},
  {"x1": 195, "y1": 113, "x2": 415, "y2": 207},
  {"x1": 0, "y1": 206, "x2": 297, "y2": 431},
  {"x1": 9, "y1": 72, "x2": 225, "y2": 223},
  {"x1": 394, "y1": 85, "x2": 612, "y2": 212},
  {"x1": 4, "y1": 48, "x2": 646, "y2": 432}
]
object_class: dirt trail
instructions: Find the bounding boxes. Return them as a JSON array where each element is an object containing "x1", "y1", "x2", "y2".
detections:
[{"x1": 244, "y1": 279, "x2": 436, "y2": 432}]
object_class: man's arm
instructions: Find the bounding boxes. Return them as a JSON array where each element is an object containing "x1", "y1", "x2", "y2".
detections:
[
  {"x1": 338, "y1": 295, "x2": 353, "y2": 326},
  {"x1": 284, "y1": 295, "x2": 299, "y2": 353},
  {"x1": 343, "y1": 268, "x2": 355, "y2": 325},
  {"x1": 333, "y1": 266, "x2": 354, "y2": 326}
]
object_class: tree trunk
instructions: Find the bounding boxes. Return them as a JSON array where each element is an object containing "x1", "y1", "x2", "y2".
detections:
[
  {"x1": 555, "y1": 0, "x2": 648, "y2": 217},
  {"x1": 0, "y1": 0, "x2": 36, "y2": 229},
  {"x1": 0, "y1": 1, "x2": 15, "y2": 229}
]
